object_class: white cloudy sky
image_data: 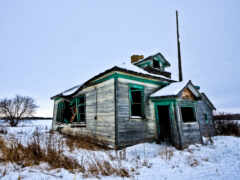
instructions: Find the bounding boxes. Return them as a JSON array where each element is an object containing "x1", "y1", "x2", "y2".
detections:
[{"x1": 0, "y1": 0, "x2": 239, "y2": 116}]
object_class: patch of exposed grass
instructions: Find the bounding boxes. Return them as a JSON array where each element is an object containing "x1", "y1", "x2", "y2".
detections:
[{"x1": 64, "y1": 134, "x2": 109, "y2": 151}]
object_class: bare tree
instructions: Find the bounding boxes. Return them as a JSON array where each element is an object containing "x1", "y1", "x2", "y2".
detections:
[{"x1": 0, "y1": 95, "x2": 38, "y2": 126}]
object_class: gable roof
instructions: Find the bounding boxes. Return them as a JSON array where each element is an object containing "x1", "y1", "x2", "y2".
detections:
[
  {"x1": 150, "y1": 80, "x2": 201, "y2": 98},
  {"x1": 51, "y1": 66, "x2": 175, "y2": 100},
  {"x1": 201, "y1": 93, "x2": 216, "y2": 110},
  {"x1": 133, "y1": 52, "x2": 171, "y2": 67}
]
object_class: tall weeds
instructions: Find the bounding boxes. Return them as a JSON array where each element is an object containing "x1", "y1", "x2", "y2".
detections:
[{"x1": 0, "y1": 129, "x2": 131, "y2": 177}]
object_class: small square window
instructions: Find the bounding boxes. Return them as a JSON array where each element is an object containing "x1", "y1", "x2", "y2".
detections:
[{"x1": 181, "y1": 107, "x2": 196, "y2": 123}]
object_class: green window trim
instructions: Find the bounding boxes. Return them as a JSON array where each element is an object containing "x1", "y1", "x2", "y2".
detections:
[
  {"x1": 153, "y1": 101, "x2": 175, "y2": 138},
  {"x1": 56, "y1": 101, "x2": 66, "y2": 123},
  {"x1": 75, "y1": 95, "x2": 86, "y2": 123},
  {"x1": 129, "y1": 84, "x2": 145, "y2": 117}
]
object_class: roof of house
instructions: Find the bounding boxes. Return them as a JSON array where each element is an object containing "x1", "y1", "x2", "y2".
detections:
[
  {"x1": 51, "y1": 65, "x2": 175, "y2": 100},
  {"x1": 133, "y1": 52, "x2": 171, "y2": 67},
  {"x1": 151, "y1": 80, "x2": 188, "y2": 97},
  {"x1": 150, "y1": 80, "x2": 202, "y2": 99},
  {"x1": 201, "y1": 93, "x2": 216, "y2": 110}
]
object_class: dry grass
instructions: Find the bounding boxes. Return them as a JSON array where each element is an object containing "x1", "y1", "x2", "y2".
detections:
[
  {"x1": 159, "y1": 146, "x2": 174, "y2": 160},
  {"x1": 0, "y1": 130, "x2": 131, "y2": 178},
  {"x1": 187, "y1": 156, "x2": 199, "y2": 167},
  {"x1": 83, "y1": 154, "x2": 130, "y2": 178},
  {"x1": 64, "y1": 135, "x2": 107, "y2": 151},
  {"x1": 0, "y1": 130, "x2": 84, "y2": 172}
]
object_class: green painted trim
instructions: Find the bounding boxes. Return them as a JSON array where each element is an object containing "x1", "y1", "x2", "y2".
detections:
[
  {"x1": 93, "y1": 72, "x2": 169, "y2": 86},
  {"x1": 154, "y1": 101, "x2": 175, "y2": 139},
  {"x1": 151, "y1": 98, "x2": 176, "y2": 103},
  {"x1": 129, "y1": 83, "x2": 144, "y2": 89},
  {"x1": 74, "y1": 95, "x2": 86, "y2": 123},
  {"x1": 129, "y1": 83, "x2": 145, "y2": 117},
  {"x1": 138, "y1": 61, "x2": 151, "y2": 67},
  {"x1": 53, "y1": 97, "x2": 63, "y2": 101},
  {"x1": 93, "y1": 73, "x2": 117, "y2": 84}
]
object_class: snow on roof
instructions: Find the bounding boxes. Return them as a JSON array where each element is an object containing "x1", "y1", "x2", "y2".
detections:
[
  {"x1": 116, "y1": 61, "x2": 171, "y2": 80},
  {"x1": 52, "y1": 61, "x2": 172, "y2": 99},
  {"x1": 61, "y1": 84, "x2": 82, "y2": 96},
  {"x1": 151, "y1": 80, "x2": 189, "y2": 97}
]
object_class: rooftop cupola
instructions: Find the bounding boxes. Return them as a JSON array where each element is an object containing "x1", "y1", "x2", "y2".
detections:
[{"x1": 131, "y1": 52, "x2": 171, "y2": 78}]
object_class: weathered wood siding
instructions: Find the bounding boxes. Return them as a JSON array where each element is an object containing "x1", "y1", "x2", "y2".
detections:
[
  {"x1": 52, "y1": 78, "x2": 116, "y2": 147},
  {"x1": 176, "y1": 102, "x2": 202, "y2": 147},
  {"x1": 196, "y1": 100, "x2": 215, "y2": 137},
  {"x1": 116, "y1": 77, "x2": 160, "y2": 147}
]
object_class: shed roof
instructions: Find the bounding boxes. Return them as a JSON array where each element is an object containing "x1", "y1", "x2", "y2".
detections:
[
  {"x1": 150, "y1": 80, "x2": 202, "y2": 99},
  {"x1": 201, "y1": 93, "x2": 216, "y2": 110},
  {"x1": 151, "y1": 80, "x2": 189, "y2": 97}
]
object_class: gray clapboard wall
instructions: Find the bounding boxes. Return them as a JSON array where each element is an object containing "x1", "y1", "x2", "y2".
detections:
[
  {"x1": 116, "y1": 78, "x2": 159, "y2": 147},
  {"x1": 196, "y1": 100, "x2": 215, "y2": 137},
  {"x1": 175, "y1": 102, "x2": 202, "y2": 147},
  {"x1": 52, "y1": 79, "x2": 116, "y2": 147}
]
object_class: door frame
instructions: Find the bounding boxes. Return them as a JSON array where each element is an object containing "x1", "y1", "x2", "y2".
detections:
[{"x1": 154, "y1": 101, "x2": 175, "y2": 141}]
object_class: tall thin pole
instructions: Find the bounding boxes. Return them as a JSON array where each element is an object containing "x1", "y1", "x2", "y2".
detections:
[{"x1": 176, "y1": 10, "x2": 183, "y2": 82}]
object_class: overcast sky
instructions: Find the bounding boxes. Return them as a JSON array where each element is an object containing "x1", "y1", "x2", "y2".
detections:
[{"x1": 0, "y1": 0, "x2": 239, "y2": 117}]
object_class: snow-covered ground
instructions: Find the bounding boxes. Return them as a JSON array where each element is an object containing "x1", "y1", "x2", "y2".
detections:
[{"x1": 0, "y1": 120, "x2": 240, "y2": 180}]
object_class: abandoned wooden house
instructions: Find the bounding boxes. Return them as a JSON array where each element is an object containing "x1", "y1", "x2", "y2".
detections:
[
  {"x1": 51, "y1": 11, "x2": 216, "y2": 149},
  {"x1": 51, "y1": 51, "x2": 216, "y2": 149}
]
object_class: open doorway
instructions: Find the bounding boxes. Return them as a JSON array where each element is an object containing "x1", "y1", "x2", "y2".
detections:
[{"x1": 157, "y1": 105, "x2": 171, "y2": 143}]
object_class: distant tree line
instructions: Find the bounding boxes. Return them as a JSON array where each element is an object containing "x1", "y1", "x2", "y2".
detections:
[
  {"x1": 0, "y1": 116, "x2": 52, "y2": 120},
  {"x1": 214, "y1": 112, "x2": 240, "y2": 120}
]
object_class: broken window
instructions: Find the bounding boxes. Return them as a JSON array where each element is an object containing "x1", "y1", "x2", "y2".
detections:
[
  {"x1": 76, "y1": 95, "x2": 86, "y2": 123},
  {"x1": 68, "y1": 95, "x2": 86, "y2": 124},
  {"x1": 129, "y1": 85, "x2": 144, "y2": 117},
  {"x1": 181, "y1": 107, "x2": 196, "y2": 123},
  {"x1": 153, "y1": 60, "x2": 160, "y2": 69}
]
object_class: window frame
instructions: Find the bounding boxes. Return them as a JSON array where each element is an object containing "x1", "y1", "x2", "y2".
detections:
[
  {"x1": 129, "y1": 84, "x2": 145, "y2": 118},
  {"x1": 76, "y1": 95, "x2": 86, "y2": 124},
  {"x1": 180, "y1": 104, "x2": 197, "y2": 124},
  {"x1": 56, "y1": 101, "x2": 65, "y2": 123}
]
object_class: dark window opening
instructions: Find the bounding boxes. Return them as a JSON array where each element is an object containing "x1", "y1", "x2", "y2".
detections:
[
  {"x1": 153, "y1": 60, "x2": 160, "y2": 68},
  {"x1": 181, "y1": 107, "x2": 196, "y2": 123},
  {"x1": 130, "y1": 87, "x2": 144, "y2": 117}
]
